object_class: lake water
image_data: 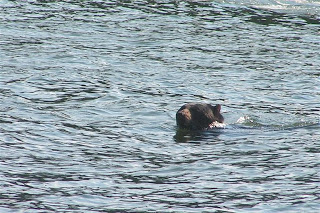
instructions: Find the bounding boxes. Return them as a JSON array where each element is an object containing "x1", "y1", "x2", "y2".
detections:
[{"x1": 0, "y1": 0, "x2": 319, "y2": 212}]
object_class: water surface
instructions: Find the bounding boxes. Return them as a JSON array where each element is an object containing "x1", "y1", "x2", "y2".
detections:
[{"x1": 0, "y1": 0, "x2": 319, "y2": 212}]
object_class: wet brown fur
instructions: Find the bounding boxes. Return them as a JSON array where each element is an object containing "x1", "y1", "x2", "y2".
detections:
[{"x1": 176, "y1": 103, "x2": 224, "y2": 130}]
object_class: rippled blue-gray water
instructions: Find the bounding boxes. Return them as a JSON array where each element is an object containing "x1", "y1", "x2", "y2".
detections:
[{"x1": 1, "y1": 0, "x2": 320, "y2": 212}]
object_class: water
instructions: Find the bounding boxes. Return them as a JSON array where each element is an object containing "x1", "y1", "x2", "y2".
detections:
[{"x1": 0, "y1": 0, "x2": 319, "y2": 212}]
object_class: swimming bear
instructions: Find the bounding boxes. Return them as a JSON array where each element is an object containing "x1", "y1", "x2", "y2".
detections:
[{"x1": 176, "y1": 103, "x2": 224, "y2": 130}]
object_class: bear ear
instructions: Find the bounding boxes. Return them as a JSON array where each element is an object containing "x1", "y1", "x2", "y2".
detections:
[{"x1": 215, "y1": 104, "x2": 221, "y2": 112}]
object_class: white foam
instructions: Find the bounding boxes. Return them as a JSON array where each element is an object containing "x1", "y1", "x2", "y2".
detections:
[
  {"x1": 209, "y1": 121, "x2": 226, "y2": 128},
  {"x1": 236, "y1": 116, "x2": 252, "y2": 124}
]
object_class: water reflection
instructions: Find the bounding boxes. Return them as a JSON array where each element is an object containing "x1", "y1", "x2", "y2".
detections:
[
  {"x1": 1, "y1": 0, "x2": 320, "y2": 212},
  {"x1": 174, "y1": 127, "x2": 224, "y2": 143}
]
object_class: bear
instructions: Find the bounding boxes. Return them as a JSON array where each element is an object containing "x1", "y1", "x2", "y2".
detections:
[{"x1": 176, "y1": 103, "x2": 224, "y2": 130}]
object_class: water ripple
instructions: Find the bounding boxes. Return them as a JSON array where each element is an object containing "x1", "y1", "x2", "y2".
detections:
[{"x1": 1, "y1": 0, "x2": 320, "y2": 212}]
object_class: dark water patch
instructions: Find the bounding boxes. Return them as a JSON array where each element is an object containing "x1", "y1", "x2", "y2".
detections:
[{"x1": 1, "y1": 0, "x2": 320, "y2": 212}]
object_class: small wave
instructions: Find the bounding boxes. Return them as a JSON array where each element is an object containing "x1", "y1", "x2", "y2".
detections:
[
  {"x1": 215, "y1": 0, "x2": 320, "y2": 17},
  {"x1": 234, "y1": 115, "x2": 320, "y2": 130},
  {"x1": 235, "y1": 115, "x2": 265, "y2": 127}
]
